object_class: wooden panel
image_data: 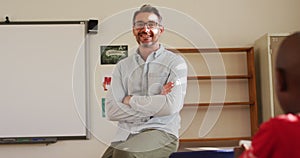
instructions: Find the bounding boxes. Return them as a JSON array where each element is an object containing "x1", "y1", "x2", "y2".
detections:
[
  {"x1": 181, "y1": 52, "x2": 248, "y2": 76},
  {"x1": 180, "y1": 105, "x2": 251, "y2": 139},
  {"x1": 185, "y1": 79, "x2": 249, "y2": 104}
]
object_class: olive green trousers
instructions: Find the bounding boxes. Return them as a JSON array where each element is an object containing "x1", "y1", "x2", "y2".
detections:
[{"x1": 101, "y1": 129, "x2": 178, "y2": 158}]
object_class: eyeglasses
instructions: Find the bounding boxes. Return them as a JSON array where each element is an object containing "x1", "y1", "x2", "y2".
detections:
[{"x1": 133, "y1": 21, "x2": 160, "y2": 29}]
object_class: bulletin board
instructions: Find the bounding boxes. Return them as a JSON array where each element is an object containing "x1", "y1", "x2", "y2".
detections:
[{"x1": 0, "y1": 21, "x2": 89, "y2": 143}]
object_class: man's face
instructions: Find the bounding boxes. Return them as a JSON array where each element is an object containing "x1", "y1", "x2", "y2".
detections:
[{"x1": 132, "y1": 12, "x2": 164, "y2": 48}]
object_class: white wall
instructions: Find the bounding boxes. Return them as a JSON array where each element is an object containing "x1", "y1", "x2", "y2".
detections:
[{"x1": 1, "y1": 0, "x2": 300, "y2": 157}]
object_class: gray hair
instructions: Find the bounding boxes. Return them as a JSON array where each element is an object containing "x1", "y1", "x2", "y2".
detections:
[{"x1": 132, "y1": 4, "x2": 162, "y2": 24}]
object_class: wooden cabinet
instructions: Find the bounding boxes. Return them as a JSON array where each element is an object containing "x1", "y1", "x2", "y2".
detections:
[
  {"x1": 254, "y1": 33, "x2": 289, "y2": 123},
  {"x1": 170, "y1": 48, "x2": 258, "y2": 143}
]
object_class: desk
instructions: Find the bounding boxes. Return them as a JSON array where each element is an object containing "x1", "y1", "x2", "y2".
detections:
[{"x1": 170, "y1": 150, "x2": 234, "y2": 158}]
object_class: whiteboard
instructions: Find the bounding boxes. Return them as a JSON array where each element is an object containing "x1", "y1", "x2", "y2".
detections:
[{"x1": 0, "y1": 22, "x2": 88, "y2": 139}]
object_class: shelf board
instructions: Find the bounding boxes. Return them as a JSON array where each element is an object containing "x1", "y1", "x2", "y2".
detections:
[
  {"x1": 179, "y1": 136, "x2": 251, "y2": 142},
  {"x1": 187, "y1": 75, "x2": 251, "y2": 80},
  {"x1": 168, "y1": 47, "x2": 252, "y2": 54},
  {"x1": 184, "y1": 101, "x2": 255, "y2": 106}
]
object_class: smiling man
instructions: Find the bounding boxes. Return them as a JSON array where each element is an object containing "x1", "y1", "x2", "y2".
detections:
[
  {"x1": 133, "y1": 11, "x2": 162, "y2": 49},
  {"x1": 102, "y1": 4, "x2": 188, "y2": 158}
]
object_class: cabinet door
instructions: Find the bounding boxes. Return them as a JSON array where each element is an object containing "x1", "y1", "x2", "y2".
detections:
[{"x1": 270, "y1": 36, "x2": 287, "y2": 116}]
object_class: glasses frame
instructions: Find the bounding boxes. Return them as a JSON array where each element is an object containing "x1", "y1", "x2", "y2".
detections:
[{"x1": 133, "y1": 21, "x2": 160, "y2": 29}]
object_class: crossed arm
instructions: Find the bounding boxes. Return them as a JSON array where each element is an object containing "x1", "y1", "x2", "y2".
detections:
[
  {"x1": 122, "y1": 81, "x2": 174, "y2": 105},
  {"x1": 105, "y1": 58, "x2": 187, "y2": 122}
]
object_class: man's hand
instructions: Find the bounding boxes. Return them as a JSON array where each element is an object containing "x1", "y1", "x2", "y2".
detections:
[
  {"x1": 160, "y1": 82, "x2": 174, "y2": 95},
  {"x1": 122, "y1": 82, "x2": 174, "y2": 106},
  {"x1": 122, "y1": 95, "x2": 132, "y2": 106}
]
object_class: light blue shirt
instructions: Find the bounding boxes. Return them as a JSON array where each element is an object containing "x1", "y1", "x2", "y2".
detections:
[{"x1": 105, "y1": 45, "x2": 187, "y2": 142}]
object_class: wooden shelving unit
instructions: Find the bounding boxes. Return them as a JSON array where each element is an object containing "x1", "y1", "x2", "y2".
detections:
[{"x1": 169, "y1": 47, "x2": 259, "y2": 143}]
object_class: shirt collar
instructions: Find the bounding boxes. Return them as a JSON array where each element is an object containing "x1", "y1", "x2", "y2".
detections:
[
  {"x1": 135, "y1": 44, "x2": 164, "y2": 61},
  {"x1": 153, "y1": 45, "x2": 164, "y2": 58}
]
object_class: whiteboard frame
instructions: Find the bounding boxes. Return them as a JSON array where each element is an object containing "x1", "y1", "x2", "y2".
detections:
[{"x1": 0, "y1": 21, "x2": 90, "y2": 142}]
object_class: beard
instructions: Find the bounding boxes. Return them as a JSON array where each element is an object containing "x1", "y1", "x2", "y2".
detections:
[
  {"x1": 140, "y1": 41, "x2": 157, "y2": 47},
  {"x1": 137, "y1": 32, "x2": 158, "y2": 48}
]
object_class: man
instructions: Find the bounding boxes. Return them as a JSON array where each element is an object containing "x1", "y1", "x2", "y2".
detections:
[
  {"x1": 240, "y1": 32, "x2": 300, "y2": 157},
  {"x1": 102, "y1": 4, "x2": 188, "y2": 158}
]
